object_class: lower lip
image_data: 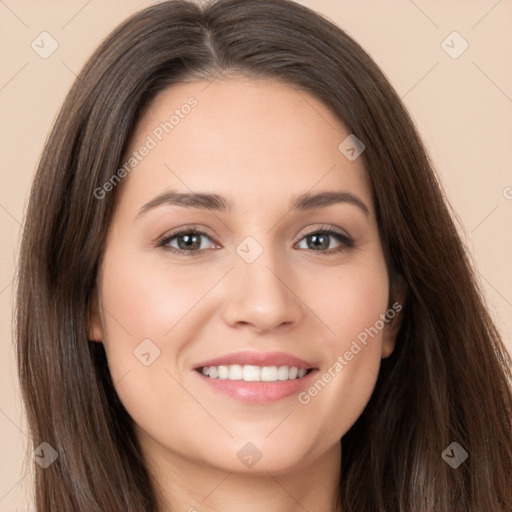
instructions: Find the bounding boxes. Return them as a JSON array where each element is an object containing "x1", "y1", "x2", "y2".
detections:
[{"x1": 195, "y1": 370, "x2": 318, "y2": 403}]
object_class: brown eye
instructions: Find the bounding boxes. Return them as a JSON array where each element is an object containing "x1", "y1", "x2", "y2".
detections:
[
  {"x1": 296, "y1": 229, "x2": 354, "y2": 253},
  {"x1": 159, "y1": 229, "x2": 218, "y2": 255}
]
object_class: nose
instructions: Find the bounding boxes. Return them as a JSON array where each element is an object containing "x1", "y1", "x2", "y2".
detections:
[{"x1": 221, "y1": 245, "x2": 304, "y2": 333}]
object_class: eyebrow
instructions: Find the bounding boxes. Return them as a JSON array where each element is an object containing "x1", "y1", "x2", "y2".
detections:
[{"x1": 136, "y1": 189, "x2": 370, "y2": 218}]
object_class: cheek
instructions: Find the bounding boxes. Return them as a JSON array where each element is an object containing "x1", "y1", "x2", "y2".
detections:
[
  {"x1": 296, "y1": 257, "x2": 390, "y2": 437},
  {"x1": 96, "y1": 247, "x2": 216, "y2": 443},
  {"x1": 96, "y1": 243, "x2": 215, "y2": 388},
  {"x1": 318, "y1": 255, "x2": 390, "y2": 352}
]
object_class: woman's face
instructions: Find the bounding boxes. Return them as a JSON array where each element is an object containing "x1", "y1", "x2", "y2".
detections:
[{"x1": 89, "y1": 76, "x2": 398, "y2": 476}]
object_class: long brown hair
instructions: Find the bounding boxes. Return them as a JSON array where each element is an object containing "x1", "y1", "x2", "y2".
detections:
[{"x1": 15, "y1": 0, "x2": 512, "y2": 510}]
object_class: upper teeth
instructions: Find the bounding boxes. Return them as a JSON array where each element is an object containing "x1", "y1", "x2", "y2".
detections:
[{"x1": 201, "y1": 365, "x2": 308, "y2": 382}]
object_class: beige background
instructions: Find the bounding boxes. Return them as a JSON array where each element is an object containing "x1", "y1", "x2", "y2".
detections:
[{"x1": 1, "y1": 0, "x2": 511, "y2": 509}]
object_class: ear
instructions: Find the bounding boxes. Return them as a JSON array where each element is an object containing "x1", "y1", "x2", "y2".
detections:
[
  {"x1": 381, "y1": 274, "x2": 407, "y2": 359},
  {"x1": 88, "y1": 289, "x2": 103, "y2": 342}
]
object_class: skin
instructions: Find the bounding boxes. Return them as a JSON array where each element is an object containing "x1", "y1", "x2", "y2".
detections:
[{"x1": 89, "y1": 75, "x2": 401, "y2": 512}]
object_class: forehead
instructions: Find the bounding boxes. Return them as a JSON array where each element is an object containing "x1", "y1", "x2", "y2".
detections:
[{"x1": 117, "y1": 75, "x2": 372, "y2": 213}]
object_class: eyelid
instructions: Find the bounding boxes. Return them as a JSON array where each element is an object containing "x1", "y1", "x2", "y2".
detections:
[{"x1": 297, "y1": 224, "x2": 352, "y2": 241}]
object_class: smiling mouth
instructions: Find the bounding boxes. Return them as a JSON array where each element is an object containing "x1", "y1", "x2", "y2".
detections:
[{"x1": 197, "y1": 364, "x2": 313, "y2": 382}]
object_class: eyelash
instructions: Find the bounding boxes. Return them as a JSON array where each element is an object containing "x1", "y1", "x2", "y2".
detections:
[{"x1": 157, "y1": 225, "x2": 355, "y2": 257}]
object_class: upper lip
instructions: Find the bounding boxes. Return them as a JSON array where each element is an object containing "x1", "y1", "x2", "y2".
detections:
[{"x1": 194, "y1": 351, "x2": 316, "y2": 370}]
